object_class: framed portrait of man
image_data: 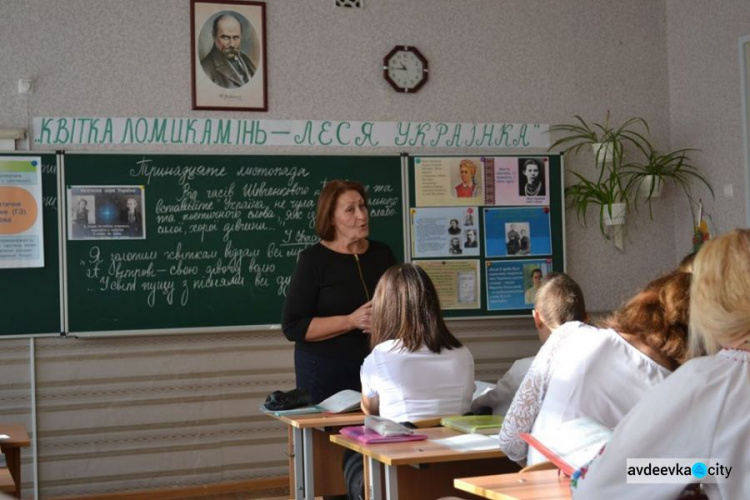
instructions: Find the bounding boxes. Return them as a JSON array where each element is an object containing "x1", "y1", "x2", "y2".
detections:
[{"x1": 191, "y1": 0, "x2": 267, "y2": 111}]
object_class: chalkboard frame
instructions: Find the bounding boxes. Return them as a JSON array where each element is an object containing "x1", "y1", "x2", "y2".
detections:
[
  {"x1": 61, "y1": 153, "x2": 408, "y2": 336},
  {"x1": 406, "y1": 153, "x2": 566, "y2": 319},
  {"x1": 0, "y1": 152, "x2": 63, "y2": 337}
]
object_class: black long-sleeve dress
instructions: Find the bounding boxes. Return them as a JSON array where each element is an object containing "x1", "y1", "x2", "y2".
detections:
[{"x1": 281, "y1": 240, "x2": 397, "y2": 403}]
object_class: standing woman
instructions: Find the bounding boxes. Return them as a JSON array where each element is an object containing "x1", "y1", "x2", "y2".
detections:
[{"x1": 282, "y1": 180, "x2": 397, "y2": 404}]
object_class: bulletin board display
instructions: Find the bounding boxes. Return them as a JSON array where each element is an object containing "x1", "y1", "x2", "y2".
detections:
[{"x1": 407, "y1": 154, "x2": 565, "y2": 318}]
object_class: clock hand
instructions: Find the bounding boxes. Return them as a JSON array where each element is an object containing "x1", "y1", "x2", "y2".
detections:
[{"x1": 392, "y1": 62, "x2": 407, "y2": 71}]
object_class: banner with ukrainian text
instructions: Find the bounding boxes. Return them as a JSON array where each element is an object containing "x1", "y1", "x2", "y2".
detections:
[{"x1": 33, "y1": 117, "x2": 549, "y2": 149}]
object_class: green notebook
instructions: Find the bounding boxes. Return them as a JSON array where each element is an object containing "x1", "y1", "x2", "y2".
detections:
[{"x1": 440, "y1": 415, "x2": 504, "y2": 435}]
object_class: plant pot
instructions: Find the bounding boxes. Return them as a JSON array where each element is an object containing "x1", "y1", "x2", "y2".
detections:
[
  {"x1": 638, "y1": 175, "x2": 663, "y2": 199},
  {"x1": 591, "y1": 142, "x2": 614, "y2": 164},
  {"x1": 603, "y1": 202, "x2": 626, "y2": 226}
]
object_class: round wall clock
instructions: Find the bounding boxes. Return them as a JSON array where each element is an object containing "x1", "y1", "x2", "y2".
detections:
[{"x1": 383, "y1": 46, "x2": 429, "y2": 93}]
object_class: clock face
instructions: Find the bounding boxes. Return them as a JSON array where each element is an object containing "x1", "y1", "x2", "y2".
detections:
[{"x1": 384, "y1": 46, "x2": 428, "y2": 93}]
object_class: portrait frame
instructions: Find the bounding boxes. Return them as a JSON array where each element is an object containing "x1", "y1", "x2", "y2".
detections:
[{"x1": 191, "y1": 0, "x2": 267, "y2": 111}]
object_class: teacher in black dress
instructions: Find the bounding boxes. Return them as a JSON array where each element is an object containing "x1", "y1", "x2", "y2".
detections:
[{"x1": 282, "y1": 180, "x2": 397, "y2": 404}]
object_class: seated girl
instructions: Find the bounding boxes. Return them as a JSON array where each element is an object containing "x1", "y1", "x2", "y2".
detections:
[
  {"x1": 498, "y1": 269, "x2": 691, "y2": 465},
  {"x1": 344, "y1": 263, "x2": 475, "y2": 500},
  {"x1": 360, "y1": 263, "x2": 475, "y2": 421},
  {"x1": 571, "y1": 229, "x2": 750, "y2": 499}
]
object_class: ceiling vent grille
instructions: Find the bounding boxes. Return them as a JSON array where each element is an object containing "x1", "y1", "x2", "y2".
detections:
[{"x1": 335, "y1": 0, "x2": 363, "y2": 8}]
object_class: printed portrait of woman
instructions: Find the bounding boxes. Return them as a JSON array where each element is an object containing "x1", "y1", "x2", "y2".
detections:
[
  {"x1": 455, "y1": 159, "x2": 480, "y2": 198},
  {"x1": 518, "y1": 158, "x2": 546, "y2": 197}
]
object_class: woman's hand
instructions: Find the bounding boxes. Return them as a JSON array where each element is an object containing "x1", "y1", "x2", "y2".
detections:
[{"x1": 348, "y1": 301, "x2": 373, "y2": 333}]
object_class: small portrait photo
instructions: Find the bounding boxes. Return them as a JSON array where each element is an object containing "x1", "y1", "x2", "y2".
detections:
[
  {"x1": 448, "y1": 218, "x2": 461, "y2": 235},
  {"x1": 448, "y1": 237, "x2": 463, "y2": 255},
  {"x1": 453, "y1": 158, "x2": 481, "y2": 199},
  {"x1": 192, "y1": 0, "x2": 267, "y2": 111},
  {"x1": 70, "y1": 195, "x2": 95, "y2": 239},
  {"x1": 464, "y1": 228, "x2": 478, "y2": 248},
  {"x1": 518, "y1": 157, "x2": 546, "y2": 197},
  {"x1": 518, "y1": 227, "x2": 531, "y2": 255},
  {"x1": 119, "y1": 195, "x2": 144, "y2": 238},
  {"x1": 463, "y1": 208, "x2": 475, "y2": 226},
  {"x1": 505, "y1": 222, "x2": 529, "y2": 255},
  {"x1": 524, "y1": 266, "x2": 545, "y2": 305}
]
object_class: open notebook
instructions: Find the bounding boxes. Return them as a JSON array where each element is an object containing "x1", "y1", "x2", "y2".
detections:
[{"x1": 520, "y1": 417, "x2": 612, "y2": 476}]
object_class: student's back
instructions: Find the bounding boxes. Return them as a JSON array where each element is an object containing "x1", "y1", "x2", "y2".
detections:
[
  {"x1": 471, "y1": 272, "x2": 588, "y2": 417},
  {"x1": 572, "y1": 229, "x2": 750, "y2": 499},
  {"x1": 499, "y1": 271, "x2": 691, "y2": 465},
  {"x1": 527, "y1": 322, "x2": 669, "y2": 463},
  {"x1": 362, "y1": 338, "x2": 473, "y2": 422}
]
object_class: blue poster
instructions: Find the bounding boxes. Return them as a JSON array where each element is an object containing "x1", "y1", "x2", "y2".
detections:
[
  {"x1": 486, "y1": 259, "x2": 552, "y2": 310},
  {"x1": 484, "y1": 207, "x2": 552, "y2": 258}
]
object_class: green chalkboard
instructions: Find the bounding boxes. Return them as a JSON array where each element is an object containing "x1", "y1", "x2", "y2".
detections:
[
  {"x1": 408, "y1": 154, "x2": 565, "y2": 318},
  {"x1": 63, "y1": 154, "x2": 404, "y2": 333},
  {"x1": 0, "y1": 153, "x2": 61, "y2": 336}
]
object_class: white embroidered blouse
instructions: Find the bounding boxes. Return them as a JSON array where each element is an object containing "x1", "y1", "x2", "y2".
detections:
[
  {"x1": 571, "y1": 349, "x2": 750, "y2": 500},
  {"x1": 497, "y1": 321, "x2": 671, "y2": 464}
]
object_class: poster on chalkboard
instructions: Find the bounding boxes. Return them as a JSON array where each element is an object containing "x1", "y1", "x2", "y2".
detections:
[
  {"x1": 485, "y1": 259, "x2": 552, "y2": 310},
  {"x1": 0, "y1": 156, "x2": 44, "y2": 269},
  {"x1": 414, "y1": 259, "x2": 481, "y2": 310},
  {"x1": 67, "y1": 186, "x2": 146, "y2": 240},
  {"x1": 410, "y1": 206, "x2": 480, "y2": 258}
]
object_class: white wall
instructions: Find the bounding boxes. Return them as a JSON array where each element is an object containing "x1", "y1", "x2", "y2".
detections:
[
  {"x1": 666, "y1": 0, "x2": 750, "y2": 250},
  {"x1": 2, "y1": 0, "x2": 745, "y2": 496},
  {"x1": 0, "y1": 0, "x2": 686, "y2": 311}
]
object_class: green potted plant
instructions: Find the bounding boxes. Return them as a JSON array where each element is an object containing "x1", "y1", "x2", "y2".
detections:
[
  {"x1": 548, "y1": 113, "x2": 651, "y2": 180},
  {"x1": 548, "y1": 113, "x2": 651, "y2": 238},
  {"x1": 564, "y1": 170, "x2": 630, "y2": 239},
  {"x1": 623, "y1": 145, "x2": 715, "y2": 218}
]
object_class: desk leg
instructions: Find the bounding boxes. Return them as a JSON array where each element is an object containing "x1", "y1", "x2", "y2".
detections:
[
  {"x1": 383, "y1": 464, "x2": 398, "y2": 500},
  {"x1": 302, "y1": 428, "x2": 315, "y2": 500},
  {"x1": 2, "y1": 448, "x2": 20, "y2": 499},
  {"x1": 292, "y1": 428, "x2": 304, "y2": 500},
  {"x1": 367, "y1": 456, "x2": 382, "y2": 500}
]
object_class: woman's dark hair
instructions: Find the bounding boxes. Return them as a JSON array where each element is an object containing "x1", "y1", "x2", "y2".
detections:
[
  {"x1": 370, "y1": 264, "x2": 462, "y2": 353},
  {"x1": 314, "y1": 180, "x2": 367, "y2": 241}
]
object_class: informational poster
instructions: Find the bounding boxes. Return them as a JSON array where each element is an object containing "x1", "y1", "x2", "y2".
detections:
[
  {"x1": 484, "y1": 207, "x2": 552, "y2": 258},
  {"x1": 414, "y1": 259, "x2": 481, "y2": 310},
  {"x1": 414, "y1": 157, "x2": 486, "y2": 207},
  {"x1": 484, "y1": 156, "x2": 549, "y2": 206},
  {"x1": 67, "y1": 186, "x2": 146, "y2": 240},
  {"x1": 486, "y1": 259, "x2": 552, "y2": 310},
  {"x1": 0, "y1": 156, "x2": 44, "y2": 268},
  {"x1": 411, "y1": 206, "x2": 480, "y2": 258}
]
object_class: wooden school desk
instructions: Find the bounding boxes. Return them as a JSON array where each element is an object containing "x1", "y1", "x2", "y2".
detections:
[
  {"x1": 454, "y1": 469, "x2": 571, "y2": 500},
  {"x1": 0, "y1": 423, "x2": 30, "y2": 498},
  {"x1": 0, "y1": 468, "x2": 14, "y2": 494},
  {"x1": 268, "y1": 411, "x2": 365, "y2": 500},
  {"x1": 330, "y1": 426, "x2": 519, "y2": 500}
]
